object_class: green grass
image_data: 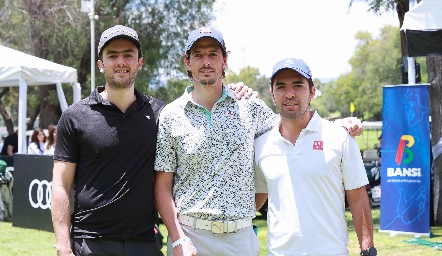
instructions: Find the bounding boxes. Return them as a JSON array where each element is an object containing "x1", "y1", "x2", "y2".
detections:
[{"x1": 2, "y1": 208, "x2": 442, "y2": 255}]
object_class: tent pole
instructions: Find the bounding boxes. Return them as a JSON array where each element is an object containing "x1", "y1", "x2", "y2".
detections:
[
  {"x1": 18, "y1": 78, "x2": 27, "y2": 154},
  {"x1": 407, "y1": 56, "x2": 416, "y2": 84},
  {"x1": 72, "y1": 83, "x2": 82, "y2": 103},
  {"x1": 56, "y1": 82, "x2": 69, "y2": 111},
  {"x1": 406, "y1": 0, "x2": 416, "y2": 85}
]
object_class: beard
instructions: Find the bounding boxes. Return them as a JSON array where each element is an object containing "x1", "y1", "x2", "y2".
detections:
[
  {"x1": 196, "y1": 77, "x2": 217, "y2": 87},
  {"x1": 192, "y1": 67, "x2": 222, "y2": 87},
  {"x1": 103, "y1": 68, "x2": 138, "y2": 90},
  {"x1": 277, "y1": 101, "x2": 310, "y2": 120}
]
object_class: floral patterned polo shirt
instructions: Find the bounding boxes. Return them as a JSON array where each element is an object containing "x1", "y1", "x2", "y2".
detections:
[{"x1": 154, "y1": 84, "x2": 278, "y2": 220}]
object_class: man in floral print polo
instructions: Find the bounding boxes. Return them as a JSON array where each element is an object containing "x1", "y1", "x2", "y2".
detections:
[{"x1": 154, "y1": 27, "x2": 363, "y2": 256}]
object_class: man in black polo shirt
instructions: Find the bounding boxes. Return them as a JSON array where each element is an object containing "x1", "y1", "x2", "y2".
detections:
[
  {"x1": 51, "y1": 25, "x2": 165, "y2": 256},
  {"x1": 0, "y1": 131, "x2": 18, "y2": 156}
]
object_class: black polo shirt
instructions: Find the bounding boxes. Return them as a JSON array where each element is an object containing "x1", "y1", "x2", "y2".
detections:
[{"x1": 54, "y1": 87, "x2": 165, "y2": 240}]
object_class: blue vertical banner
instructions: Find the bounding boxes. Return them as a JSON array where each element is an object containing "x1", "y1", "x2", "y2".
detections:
[{"x1": 380, "y1": 84, "x2": 431, "y2": 236}]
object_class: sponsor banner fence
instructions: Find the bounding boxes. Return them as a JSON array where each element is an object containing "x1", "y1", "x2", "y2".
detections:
[
  {"x1": 380, "y1": 84, "x2": 431, "y2": 236},
  {"x1": 12, "y1": 154, "x2": 54, "y2": 232}
]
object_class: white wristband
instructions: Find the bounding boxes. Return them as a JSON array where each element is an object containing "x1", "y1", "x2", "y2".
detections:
[{"x1": 172, "y1": 236, "x2": 191, "y2": 249}]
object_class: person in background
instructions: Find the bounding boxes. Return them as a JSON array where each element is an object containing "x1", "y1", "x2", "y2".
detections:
[
  {"x1": 0, "y1": 134, "x2": 7, "y2": 152},
  {"x1": 0, "y1": 130, "x2": 18, "y2": 156},
  {"x1": 254, "y1": 58, "x2": 376, "y2": 256},
  {"x1": 44, "y1": 125, "x2": 57, "y2": 155},
  {"x1": 27, "y1": 128, "x2": 46, "y2": 155}
]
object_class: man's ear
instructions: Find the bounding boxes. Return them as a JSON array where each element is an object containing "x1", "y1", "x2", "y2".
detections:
[
  {"x1": 310, "y1": 86, "x2": 316, "y2": 100},
  {"x1": 97, "y1": 60, "x2": 104, "y2": 73},
  {"x1": 183, "y1": 57, "x2": 190, "y2": 70},
  {"x1": 138, "y1": 57, "x2": 144, "y2": 71}
]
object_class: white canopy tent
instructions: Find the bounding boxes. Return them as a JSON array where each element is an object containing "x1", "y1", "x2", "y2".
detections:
[
  {"x1": 401, "y1": 0, "x2": 442, "y2": 33},
  {"x1": 0, "y1": 45, "x2": 81, "y2": 154},
  {"x1": 400, "y1": 0, "x2": 442, "y2": 83}
]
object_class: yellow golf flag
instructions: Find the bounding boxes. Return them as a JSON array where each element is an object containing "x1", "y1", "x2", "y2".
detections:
[{"x1": 350, "y1": 102, "x2": 355, "y2": 113}]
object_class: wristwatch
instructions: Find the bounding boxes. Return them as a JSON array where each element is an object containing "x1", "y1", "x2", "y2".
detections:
[{"x1": 360, "y1": 247, "x2": 377, "y2": 256}]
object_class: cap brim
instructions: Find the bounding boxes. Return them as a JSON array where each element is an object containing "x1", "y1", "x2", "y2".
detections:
[{"x1": 99, "y1": 35, "x2": 141, "y2": 55}]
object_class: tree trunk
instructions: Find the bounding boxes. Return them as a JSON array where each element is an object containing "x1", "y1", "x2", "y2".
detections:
[
  {"x1": 0, "y1": 87, "x2": 14, "y2": 134},
  {"x1": 428, "y1": 56, "x2": 442, "y2": 225},
  {"x1": 26, "y1": 101, "x2": 40, "y2": 131},
  {"x1": 38, "y1": 84, "x2": 61, "y2": 128},
  {"x1": 23, "y1": 0, "x2": 61, "y2": 129},
  {"x1": 396, "y1": 0, "x2": 409, "y2": 57}
]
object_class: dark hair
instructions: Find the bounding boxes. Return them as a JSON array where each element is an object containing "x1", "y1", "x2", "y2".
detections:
[
  {"x1": 183, "y1": 46, "x2": 229, "y2": 81},
  {"x1": 46, "y1": 125, "x2": 57, "y2": 151},
  {"x1": 98, "y1": 40, "x2": 143, "y2": 61},
  {"x1": 31, "y1": 128, "x2": 46, "y2": 152},
  {"x1": 270, "y1": 75, "x2": 315, "y2": 93}
]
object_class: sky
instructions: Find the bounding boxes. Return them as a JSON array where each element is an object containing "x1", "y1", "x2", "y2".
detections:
[{"x1": 212, "y1": 0, "x2": 400, "y2": 80}]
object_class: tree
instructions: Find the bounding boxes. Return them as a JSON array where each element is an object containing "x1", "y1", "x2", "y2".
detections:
[
  {"x1": 319, "y1": 26, "x2": 407, "y2": 120},
  {"x1": 148, "y1": 78, "x2": 190, "y2": 104},
  {"x1": 0, "y1": 0, "x2": 216, "y2": 129},
  {"x1": 429, "y1": 56, "x2": 442, "y2": 224},
  {"x1": 225, "y1": 66, "x2": 276, "y2": 112},
  {"x1": 350, "y1": 0, "x2": 442, "y2": 224}
]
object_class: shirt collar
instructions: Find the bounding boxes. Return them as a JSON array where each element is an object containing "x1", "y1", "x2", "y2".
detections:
[
  {"x1": 86, "y1": 86, "x2": 148, "y2": 106},
  {"x1": 304, "y1": 110, "x2": 321, "y2": 132},
  {"x1": 270, "y1": 110, "x2": 321, "y2": 141},
  {"x1": 179, "y1": 84, "x2": 232, "y2": 107}
]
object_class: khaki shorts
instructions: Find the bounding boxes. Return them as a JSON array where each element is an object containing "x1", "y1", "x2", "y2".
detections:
[{"x1": 167, "y1": 224, "x2": 259, "y2": 256}]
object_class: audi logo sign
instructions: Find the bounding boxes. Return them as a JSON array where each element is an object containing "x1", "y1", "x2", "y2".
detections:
[
  {"x1": 12, "y1": 154, "x2": 55, "y2": 232},
  {"x1": 28, "y1": 179, "x2": 52, "y2": 210}
]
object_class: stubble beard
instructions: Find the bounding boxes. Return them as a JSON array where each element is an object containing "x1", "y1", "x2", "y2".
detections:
[
  {"x1": 104, "y1": 69, "x2": 138, "y2": 90},
  {"x1": 192, "y1": 67, "x2": 221, "y2": 88},
  {"x1": 196, "y1": 77, "x2": 217, "y2": 87},
  {"x1": 277, "y1": 101, "x2": 310, "y2": 120}
]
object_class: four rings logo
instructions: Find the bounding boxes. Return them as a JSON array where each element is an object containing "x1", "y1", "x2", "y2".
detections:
[{"x1": 29, "y1": 179, "x2": 52, "y2": 210}]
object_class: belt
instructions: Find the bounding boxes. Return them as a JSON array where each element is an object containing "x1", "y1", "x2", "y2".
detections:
[{"x1": 178, "y1": 214, "x2": 252, "y2": 234}]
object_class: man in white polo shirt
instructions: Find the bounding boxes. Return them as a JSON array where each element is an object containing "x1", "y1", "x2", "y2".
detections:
[{"x1": 255, "y1": 58, "x2": 376, "y2": 256}]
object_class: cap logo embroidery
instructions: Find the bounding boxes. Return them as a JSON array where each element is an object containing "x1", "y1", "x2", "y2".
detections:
[
  {"x1": 313, "y1": 141, "x2": 323, "y2": 150},
  {"x1": 200, "y1": 27, "x2": 212, "y2": 34},
  {"x1": 284, "y1": 59, "x2": 294, "y2": 67}
]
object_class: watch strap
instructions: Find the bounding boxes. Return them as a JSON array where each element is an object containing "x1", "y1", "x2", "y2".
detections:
[{"x1": 172, "y1": 236, "x2": 191, "y2": 249}]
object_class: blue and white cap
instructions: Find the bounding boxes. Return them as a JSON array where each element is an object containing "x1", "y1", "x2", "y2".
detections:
[
  {"x1": 185, "y1": 27, "x2": 226, "y2": 54},
  {"x1": 270, "y1": 58, "x2": 312, "y2": 83}
]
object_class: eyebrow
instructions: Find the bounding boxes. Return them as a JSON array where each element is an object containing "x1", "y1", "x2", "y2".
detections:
[
  {"x1": 192, "y1": 47, "x2": 221, "y2": 54},
  {"x1": 275, "y1": 79, "x2": 304, "y2": 85},
  {"x1": 105, "y1": 49, "x2": 136, "y2": 55}
]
